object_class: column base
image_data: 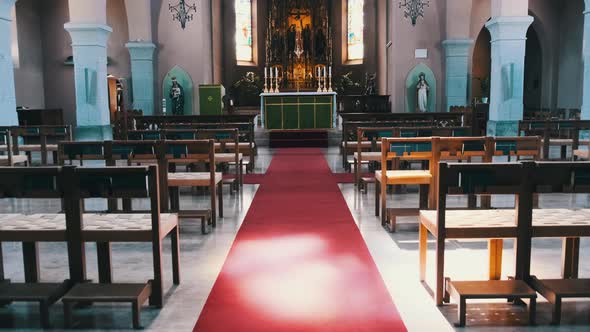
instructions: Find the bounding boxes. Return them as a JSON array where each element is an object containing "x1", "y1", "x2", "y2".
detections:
[
  {"x1": 75, "y1": 125, "x2": 113, "y2": 141},
  {"x1": 487, "y1": 120, "x2": 518, "y2": 137}
]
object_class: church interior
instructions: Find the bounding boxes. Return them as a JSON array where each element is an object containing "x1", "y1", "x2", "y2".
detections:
[{"x1": 1, "y1": 0, "x2": 590, "y2": 331}]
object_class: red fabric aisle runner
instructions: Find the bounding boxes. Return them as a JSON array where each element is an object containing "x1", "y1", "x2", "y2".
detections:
[{"x1": 194, "y1": 148, "x2": 407, "y2": 332}]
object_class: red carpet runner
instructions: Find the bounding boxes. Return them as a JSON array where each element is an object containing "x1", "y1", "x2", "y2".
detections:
[{"x1": 194, "y1": 148, "x2": 407, "y2": 332}]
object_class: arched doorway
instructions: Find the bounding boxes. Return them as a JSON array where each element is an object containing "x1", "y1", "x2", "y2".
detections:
[
  {"x1": 523, "y1": 25, "x2": 543, "y2": 114},
  {"x1": 471, "y1": 26, "x2": 491, "y2": 104}
]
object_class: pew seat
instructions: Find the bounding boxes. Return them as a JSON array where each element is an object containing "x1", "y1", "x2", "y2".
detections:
[
  {"x1": 420, "y1": 208, "x2": 590, "y2": 238},
  {"x1": 376, "y1": 170, "x2": 432, "y2": 185},
  {"x1": 0, "y1": 155, "x2": 28, "y2": 166},
  {"x1": 17, "y1": 144, "x2": 58, "y2": 152},
  {"x1": 0, "y1": 213, "x2": 178, "y2": 242},
  {"x1": 354, "y1": 151, "x2": 381, "y2": 161},
  {"x1": 215, "y1": 153, "x2": 243, "y2": 163},
  {"x1": 167, "y1": 172, "x2": 223, "y2": 187}
]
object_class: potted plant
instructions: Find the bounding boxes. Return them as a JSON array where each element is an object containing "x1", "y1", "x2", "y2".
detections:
[
  {"x1": 232, "y1": 72, "x2": 263, "y2": 106},
  {"x1": 476, "y1": 77, "x2": 490, "y2": 104}
]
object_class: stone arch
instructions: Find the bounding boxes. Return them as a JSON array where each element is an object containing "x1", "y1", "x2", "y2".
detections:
[
  {"x1": 405, "y1": 64, "x2": 437, "y2": 113},
  {"x1": 471, "y1": 23, "x2": 491, "y2": 102},
  {"x1": 163, "y1": 66, "x2": 194, "y2": 115},
  {"x1": 524, "y1": 20, "x2": 543, "y2": 111}
]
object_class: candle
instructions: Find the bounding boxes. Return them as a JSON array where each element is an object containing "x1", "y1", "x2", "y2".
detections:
[
  {"x1": 264, "y1": 67, "x2": 267, "y2": 78},
  {"x1": 329, "y1": 66, "x2": 332, "y2": 76},
  {"x1": 324, "y1": 67, "x2": 327, "y2": 79},
  {"x1": 275, "y1": 67, "x2": 278, "y2": 78},
  {"x1": 270, "y1": 69, "x2": 273, "y2": 79},
  {"x1": 317, "y1": 67, "x2": 320, "y2": 78}
]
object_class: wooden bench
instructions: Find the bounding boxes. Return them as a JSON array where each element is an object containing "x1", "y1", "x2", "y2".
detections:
[
  {"x1": 62, "y1": 166, "x2": 179, "y2": 328},
  {"x1": 10, "y1": 125, "x2": 72, "y2": 165},
  {"x1": 519, "y1": 120, "x2": 590, "y2": 160},
  {"x1": 0, "y1": 167, "x2": 71, "y2": 328},
  {"x1": 0, "y1": 130, "x2": 28, "y2": 166},
  {"x1": 419, "y1": 162, "x2": 536, "y2": 318},
  {"x1": 160, "y1": 140, "x2": 223, "y2": 227},
  {"x1": 525, "y1": 161, "x2": 590, "y2": 324},
  {"x1": 376, "y1": 137, "x2": 437, "y2": 230}
]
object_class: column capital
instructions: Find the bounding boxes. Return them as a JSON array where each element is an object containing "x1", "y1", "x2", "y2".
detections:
[
  {"x1": 0, "y1": 0, "x2": 16, "y2": 21},
  {"x1": 64, "y1": 23, "x2": 112, "y2": 47},
  {"x1": 485, "y1": 16, "x2": 533, "y2": 42},
  {"x1": 442, "y1": 39, "x2": 474, "y2": 57},
  {"x1": 125, "y1": 41, "x2": 156, "y2": 60}
]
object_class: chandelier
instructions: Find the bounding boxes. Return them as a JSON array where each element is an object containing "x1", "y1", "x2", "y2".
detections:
[
  {"x1": 399, "y1": 0, "x2": 430, "y2": 26},
  {"x1": 169, "y1": 0, "x2": 197, "y2": 29}
]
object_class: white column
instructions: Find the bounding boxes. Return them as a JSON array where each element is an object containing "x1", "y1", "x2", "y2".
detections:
[
  {"x1": 442, "y1": 39, "x2": 473, "y2": 111},
  {"x1": 0, "y1": 0, "x2": 16, "y2": 125},
  {"x1": 485, "y1": 16, "x2": 533, "y2": 136},
  {"x1": 126, "y1": 42, "x2": 156, "y2": 115},
  {"x1": 582, "y1": 0, "x2": 590, "y2": 119},
  {"x1": 65, "y1": 23, "x2": 112, "y2": 140}
]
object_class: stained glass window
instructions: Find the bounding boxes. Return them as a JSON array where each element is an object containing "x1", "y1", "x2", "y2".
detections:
[
  {"x1": 235, "y1": 0, "x2": 253, "y2": 63},
  {"x1": 347, "y1": 0, "x2": 364, "y2": 61}
]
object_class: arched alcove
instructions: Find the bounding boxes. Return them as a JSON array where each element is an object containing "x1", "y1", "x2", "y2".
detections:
[
  {"x1": 405, "y1": 64, "x2": 436, "y2": 113},
  {"x1": 471, "y1": 26, "x2": 491, "y2": 103},
  {"x1": 162, "y1": 66, "x2": 194, "y2": 115},
  {"x1": 523, "y1": 25, "x2": 543, "y2": 112}
]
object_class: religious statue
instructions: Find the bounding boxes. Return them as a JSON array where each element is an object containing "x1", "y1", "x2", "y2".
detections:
[
  {"x1": 287, "y1": 25, "x2": 297, "y2": 55},
  {"x1": 364, "y1": 73, "x2": 377, "y2": 95},
  {"x1": 169, "y1": 77, "x2": 185, "y2": 115},
  {"x1": 302, "y1": 24, "x2": 312, "y2": 55},
  {"x1": 314, "y1": 28, "x2": 327, "y2": 61},
  {"x1": 416, "y1": 73, "x2": 430, "y2": 112}
]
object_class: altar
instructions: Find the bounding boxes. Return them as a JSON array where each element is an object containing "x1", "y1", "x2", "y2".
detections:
[{"x1": 260, "y1": 92, "x2": 337, "y2": 130}]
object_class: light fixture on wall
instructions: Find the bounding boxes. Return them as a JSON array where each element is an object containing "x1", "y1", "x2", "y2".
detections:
[
  {"x1": 399, "y1": 0, "x2": 429, "y2": 26},
  {"x1": 169, "y1": 0, "x2": 197, "y2": 29}
]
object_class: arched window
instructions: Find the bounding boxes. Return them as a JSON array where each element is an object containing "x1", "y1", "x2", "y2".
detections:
[
  {"x1": 347, "y1": 0, "x2": 364, "y2": 62},
  {"x1": 235, "y1": 0, "x2": 253, "y2": 63},
  {"x1": 11, "y1": 6, "x2": 19, "y2": 68}
]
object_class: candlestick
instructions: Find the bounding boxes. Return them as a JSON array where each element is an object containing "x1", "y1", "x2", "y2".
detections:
[
  {"x1": 263, "y1": 67, "x2": 269, "y2": 93},
  {"x1": 322, "y1": 67, "x2": 327, "y2": 93},
  {"x1": 274, "y1": 69, "x2": 280, "y2": 93},
  {"x1": 328, "y1": 69, "x2": 333, "y2": 92},
  {"x1": 317, "y1": 68, "x2": 322, "y2": 93}
]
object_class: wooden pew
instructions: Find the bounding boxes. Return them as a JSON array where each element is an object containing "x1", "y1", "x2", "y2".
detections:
[
  {"x1": 526, "y1": 161, "x2": 590, "y2": 324},
  {"x1": 10, "y1": 126, "x2": 72, "y2": 165},
  {"x1": 376, "y1": 136, "x2": 492, "y2": 231},
  {"x1": 376, "y1": 137, "x2": 438, "y2": 229},
  {"x1": 163, "y1": 122, "x2": 256, "y2": 172},
  {"x1": 196, "y1": 128, "x2": 243, "y2": 190},
  {"x1": 61, "y1": 165, "x2": 179, "y2": 328},
  {"x1": 519, "y1": 120, "x2": 590, "y2": 160},
  {"x1": 0, "y1": 167, "x2": 71, "y2": 328},
  {"x1": 159, "y1": 140, "x2": 223, "y2": 227},
  {"x1": 419, "y1": 162, "x2": 537, "y2": 326},
  {"x1": 0, "y1": 130, "x2": 28, "y2": 166},
  {"x1": 354, "y1": 127, "x2": 396, "y2": 189}
]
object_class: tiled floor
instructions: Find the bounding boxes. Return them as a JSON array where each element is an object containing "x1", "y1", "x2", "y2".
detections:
[{"x1": 1, "y1": 147, "x2": 589, "y2": 331}]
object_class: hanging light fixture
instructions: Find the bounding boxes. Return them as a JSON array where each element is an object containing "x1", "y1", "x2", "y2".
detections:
[
  {"x1": 399, "y1": 0, "x2": 430, "y2": 26},
  {"x1": 169, "y1": 0, "x2": 197, "y2": 29}
]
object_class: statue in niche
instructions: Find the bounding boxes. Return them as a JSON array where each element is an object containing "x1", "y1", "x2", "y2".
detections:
[
  {"x1": 302, "y1": 24, "x2": 312, "y2": 55},
  {"x1": 287, "y1": 24, "x2": 297, "y2": 55},
  {"x1": 169, "y1": 77, "x2": 185, "y2": 115},
  {"x1": 416, "y1": 73, "x2": 430, "y2": 112},
  {"x1": 364, "y1": 73, "x2": 377, "y2": 95},
  {"x1": 314, "y1": 28, "x2": 327, "y2": 61}
]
